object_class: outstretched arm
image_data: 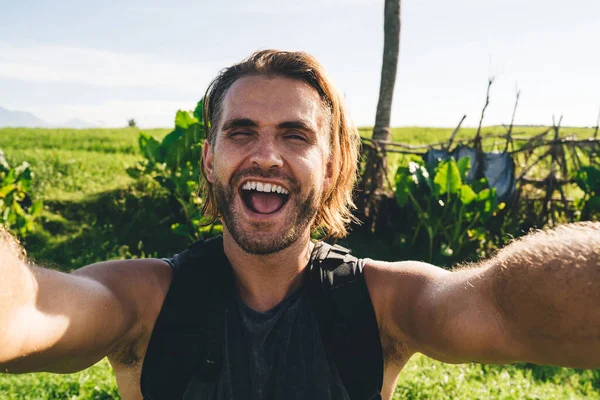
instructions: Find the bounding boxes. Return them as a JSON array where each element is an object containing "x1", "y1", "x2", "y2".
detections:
[
  {"x1": 486, "y1": 222, "x2": 600, "y2": 367},
  {"x1": 367, "y1": 221, "x2": 600, "y2": 368},
  {"x1": 0, "y1": 227, "x2": 172, "y2": 374}
]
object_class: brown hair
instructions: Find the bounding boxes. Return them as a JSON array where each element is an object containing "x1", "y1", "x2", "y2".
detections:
[{"x1": 200, "y1": 50, "x2": 361, "y2": 238}]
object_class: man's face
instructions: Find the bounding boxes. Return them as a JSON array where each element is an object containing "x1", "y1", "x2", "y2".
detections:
[{"x1": 203, "y1": 75, "x2": 332, "y2": 255}]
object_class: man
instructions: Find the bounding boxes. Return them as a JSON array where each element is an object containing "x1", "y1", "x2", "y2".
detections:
[{"x1": 1, "y1": 50, "x2": 599, "y2": 400}]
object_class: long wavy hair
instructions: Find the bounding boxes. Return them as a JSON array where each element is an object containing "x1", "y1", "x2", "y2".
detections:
[{"x1": 200, "y1": 50, "x2": 361, "y2": 238}]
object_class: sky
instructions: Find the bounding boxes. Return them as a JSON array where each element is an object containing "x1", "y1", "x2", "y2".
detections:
[{"x1": 0, "y1": 0, "x2": 598, "y2": 128}]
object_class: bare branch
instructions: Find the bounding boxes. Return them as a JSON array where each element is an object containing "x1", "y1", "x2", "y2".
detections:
[
  {"x1": 503, "y1": 89, "x2": 521, "y2": 152},
  {"x1": 476, "y1": 77, "x2": 495, "y2": 141},
  {"x1": 444, "y1": 114, "x2": 467, "y2": 150}
]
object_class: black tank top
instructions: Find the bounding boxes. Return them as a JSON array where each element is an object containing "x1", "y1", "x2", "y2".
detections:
[
  {"x1": 180, "y1": 287, "x2": 350, "y2": 399},
  {"x1": 141, "y1": 237, "x2": 383, "y2": 400}
]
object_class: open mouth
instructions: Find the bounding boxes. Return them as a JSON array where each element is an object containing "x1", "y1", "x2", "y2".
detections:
[{"x1": 240, "y1": 180, "x2": 290, "y2": 215}]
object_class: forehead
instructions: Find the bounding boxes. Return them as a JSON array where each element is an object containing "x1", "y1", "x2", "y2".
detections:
[{"x1": 219, "y1": 75, "x2": 325, "y2": 129}]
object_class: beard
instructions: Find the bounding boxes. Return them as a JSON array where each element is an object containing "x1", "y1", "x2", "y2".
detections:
[{"x1": 213, "y1": 167, "x2": 321, "y2": 255}]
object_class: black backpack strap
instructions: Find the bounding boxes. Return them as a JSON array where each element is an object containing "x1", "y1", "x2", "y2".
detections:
[
  {"x1": 310, "y1": 242, "x2": 384, "y2": 400},
  {"x1": 142, "y1": 237, "x2": 383, "y2": 400},
  {"x1": 140, "y1": 236, "x2": 233, "y2": 400}
]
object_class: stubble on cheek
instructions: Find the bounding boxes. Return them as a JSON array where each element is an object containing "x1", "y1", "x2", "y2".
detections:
[{"x1": 211, "y1": 172, "x2": 322, "y2": 255}]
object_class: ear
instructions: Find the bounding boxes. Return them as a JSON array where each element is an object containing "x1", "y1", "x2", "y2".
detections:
[
  {"x1": 202, "y1": 141, "x2": 215, "y2": 183},
  {"x1": 322, "y1": 159, "x2": 334, "y2": 193}
]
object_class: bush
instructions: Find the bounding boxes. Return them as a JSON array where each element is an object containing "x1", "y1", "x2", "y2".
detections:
[
  {"x1": 575, "y1": 165, "x2": 600, "y2": 220},
  {"x1": 126, "y1": 100, "x2": 220, "y2": 242},
  {"x1": 393, "y1": 157, "x2": 503, "y2": 266},
  {"x1": 0, "y1": 149, "x2": 43, "y2": 238}
]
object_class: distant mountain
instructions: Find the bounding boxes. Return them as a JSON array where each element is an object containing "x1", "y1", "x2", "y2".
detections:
[
  {"x1": 0, "y1": 106, "x2": 49, "y2": 128},
  {"x1": 0, "y1": 106, "x2": 98, "y2": 129}
]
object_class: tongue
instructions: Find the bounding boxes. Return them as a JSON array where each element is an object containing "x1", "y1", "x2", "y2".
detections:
[{"x1": 249, "y1": 192, "x2": 285, "y2": 214}]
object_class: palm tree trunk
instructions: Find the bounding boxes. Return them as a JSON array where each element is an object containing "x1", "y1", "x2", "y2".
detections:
[
  {"x1": 359, "y1": 0, "x2": 401, "y2": 227},
  {"x1": 373, "y1": 0, "x2": 401, "y2": 142}
]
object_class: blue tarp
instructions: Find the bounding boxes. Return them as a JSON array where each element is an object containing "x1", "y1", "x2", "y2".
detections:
[{"x1": 424, "y1": 145, "x2": 516, "y2": 203}]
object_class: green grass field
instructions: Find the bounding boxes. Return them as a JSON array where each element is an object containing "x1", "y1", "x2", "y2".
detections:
[
  {"x1": 1, "y1": 127, "x2": 170, "y2": 202},
  {"x1": 0, "y1": 126, "x2": 598, "y2": 399},
  {"x1": 3, "y1": 125, "x2": 595, "y2": 203},
  {"x1": 1, "y1": 356, "x2": 598, "y2": 399}
]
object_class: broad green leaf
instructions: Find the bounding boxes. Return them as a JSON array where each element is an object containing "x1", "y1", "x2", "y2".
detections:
[
  {"x1": 15, "y1": 164, "x2": 33, "y2": 192},
  {"x1": 193, "y1": 99, "x2": 205, "y2": 125},
  {"x1": 3, "y1": 207, "x2": 10, "y2": 223},
  {"x1": 0, "y1": 183, "x2": 16, "y2": 197},
  {"x1": 471, "y1": 177, "x2": 490, "y2": 193},
  {"x1": 394, "y1": 167, "x2": 413, "y2": 207},
  {"x1": 475, "y1": 188, "x2": 492, "y2": 202},
  {"x1": 11, "y1": 201, "x2": 25, "y2": 217},
  {"x1": 575, "y1": 166, "x2": 600, "y2": 194},
  {"x1": 15, "y1": 214, "x2": 27, "y2": 229},
  {"x1": 409, "y1": 161, "x2": 434, "y2": 192},
  {"x1": 139, "y1": 133, "x2": 162, "y2": 164},
  {"x1": 160, "y1": 123, "x2": 205, "y2": 171},
  {"x1": 30, "y1": 200, "x2": 43, "y2": 218},
  {"x1": 586, "y1": 166, "x2": 600, "y2": 190},
  {"x1": 475, "y1": 188, "x2": 495, "y2": 217},
  {"x1": 434, "y1": 159, "x2": 462, "y2": 196},
  {"x1": 459, "y1": 185, "x2": 477, "y2": 205},
  {"x1": 456, "y1": 157, "x2": 471, "y2": 180},
  {"x1": 175, "y1": 110, "x2": 198, "y2": 130},
  {"x1": 126, "y1": 167, "x2": 142, "y2": 180},
  {"x1": 574, "y1": 168, "x2": 588, "y2": 191},
  {"x1": 3, "y1": 168, "x2": 17, "y2": 186}
]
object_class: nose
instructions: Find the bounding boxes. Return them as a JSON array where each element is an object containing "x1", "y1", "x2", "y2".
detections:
[{"x1": 250, "y1": 136, "x2": 284, "y2": 171}]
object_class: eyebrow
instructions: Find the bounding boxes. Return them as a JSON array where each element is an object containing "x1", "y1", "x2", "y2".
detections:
[
  {"x1": 221, "y1": 118, "x2": 318, "y2": 134},
  {"x1": 221, "y1": 118, "x2": 259, "y2": 131},
  {"x1": 277, "y1": 120, "x2": 317, "y2": 134}
]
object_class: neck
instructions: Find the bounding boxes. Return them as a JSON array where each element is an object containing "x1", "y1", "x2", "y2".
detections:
[{"x1": 223, "y1": 228, "x2": 314, "y2": 312}]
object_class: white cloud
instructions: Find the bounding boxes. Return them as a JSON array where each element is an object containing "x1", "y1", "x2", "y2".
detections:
[
  {"x1": 221, "y1": 0, "x2": 381, "y2": 14},
  {"x1": 0, "y1": 42, "x2": 222, "y2": 92},
  {"x1": 32, "y1": 99, "x2": 199, "y2": 128}
]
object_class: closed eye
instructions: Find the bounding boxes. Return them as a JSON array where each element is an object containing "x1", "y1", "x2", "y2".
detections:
[
  {"x1": 285, "y1": 133, "x2": 308, "y2": 142},
  {"x1": 229, "y1": 131, "x2": 254, "y2": 138}
]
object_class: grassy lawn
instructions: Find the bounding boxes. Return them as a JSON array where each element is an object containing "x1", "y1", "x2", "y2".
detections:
[
  {"x1": 0, "y1": 126, "x2": 598, "y2": 398},
  {"x1": 1, "y1": 127, "x2": 170, "y2": 202},
  {"x1": 2, "y1": 125, "x2": 594, "y2": 204},
  {"x1": 1, "y1": 356, "x2": 597, "y2": 399}
]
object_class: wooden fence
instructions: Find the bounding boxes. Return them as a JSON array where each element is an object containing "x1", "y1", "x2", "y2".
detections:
[{"x1": 360, "y1": 120, "x2": 600, "y2": 229}]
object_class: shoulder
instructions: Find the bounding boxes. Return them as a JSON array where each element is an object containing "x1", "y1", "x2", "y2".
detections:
[
  {"x1": 73, "y1": 258, "x2": 174, "y2": 362},
  {"x1": 72, "y1": 258, "x2": 174, "y2": 300},
  {"x1": 362, "y1": 259, "x2": 499, "y2": 360},
  {"x1": 362, "y1": 258, "x2": 451, "y2": 307},
  {"x1": 362, "y1": 259, "x2": 454, "y2": 352}
]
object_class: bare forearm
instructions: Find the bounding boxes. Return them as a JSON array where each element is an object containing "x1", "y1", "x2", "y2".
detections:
[
  {"x1": 490, "y1": 221, "x2": 600, "y2": 368},
  {"x1": 0, "y1": 228, "x2": 37, "y2": 365}
]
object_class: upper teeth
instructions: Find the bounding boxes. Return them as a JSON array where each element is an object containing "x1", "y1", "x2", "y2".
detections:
[{"x1": 242, "y1": 181, "x2": 289, "y2": 195}]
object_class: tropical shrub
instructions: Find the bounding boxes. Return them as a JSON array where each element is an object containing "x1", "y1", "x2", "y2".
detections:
[
  {"x1": 574, "y1": 165, "x2": 600, "y2": 220},
  {"x1": 0, "y1": 149, "x2": 43, "y2": 237},
  {"x1": 393, "y1": 157, "x2": 503, "y2": 266},
  {"x1": 127, "y1": 100, "x2": 220, "y2": 241}
]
